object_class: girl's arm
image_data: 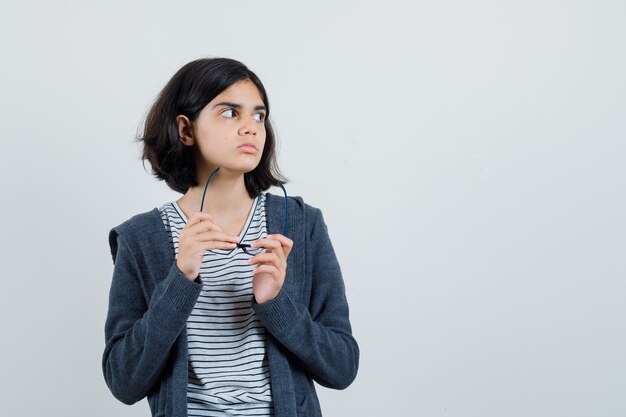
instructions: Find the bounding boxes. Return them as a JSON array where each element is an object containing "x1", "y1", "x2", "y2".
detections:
[
  {"x1": 102, "y1": 229, "x2": 202, "y2": 404},
  {"x1": 252, "y1": 207, "x2": 360, "y2": 389}
]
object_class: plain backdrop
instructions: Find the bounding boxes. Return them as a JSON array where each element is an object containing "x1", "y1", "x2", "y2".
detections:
[{"x1": 0, "y1": 1, "x2": 624, "y2": 416}]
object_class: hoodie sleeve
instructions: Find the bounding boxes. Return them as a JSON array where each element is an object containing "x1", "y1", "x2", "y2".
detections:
[
  {"x1": 102, "y1": 226, "x2": 202, "y2": 405},
  {"x1": 252, "y1": 207, "x2": 360, "y2": 390}
]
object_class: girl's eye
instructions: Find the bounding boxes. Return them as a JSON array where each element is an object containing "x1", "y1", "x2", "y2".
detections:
[
  {"x1": 222, "y1": 109, "x2": 235, "y2": 118},
  {"x1": 254, "y1": 113, "x2": 266, "y2": 122},
  {"x1": 221, "y1": 108, "x2": 265, "y2": 122}
]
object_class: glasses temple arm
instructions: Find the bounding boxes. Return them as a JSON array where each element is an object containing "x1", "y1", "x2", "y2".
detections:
[
  {"x1": 200, "y1": 166, "x2": 221, "y2": 213},
  {"x1": 275, "y1": 180, "x2": 288, "y2": 236},
  {"x1": 200, "y1": 168, "x2": 287, "y2": 237}
]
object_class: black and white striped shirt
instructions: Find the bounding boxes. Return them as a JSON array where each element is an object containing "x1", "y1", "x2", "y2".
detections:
[{"x1": 158, "y1": 193, "x2": 274, "y2": 416}]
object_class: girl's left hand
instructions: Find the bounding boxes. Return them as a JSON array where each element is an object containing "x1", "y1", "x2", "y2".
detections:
[{"x1": 247, "y1": 234, "x2": 293, "y2": 304}]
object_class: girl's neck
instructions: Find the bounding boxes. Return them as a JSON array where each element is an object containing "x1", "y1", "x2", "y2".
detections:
[{"x1": 179, "y1": 168, "x2": 253, "y2": 217}]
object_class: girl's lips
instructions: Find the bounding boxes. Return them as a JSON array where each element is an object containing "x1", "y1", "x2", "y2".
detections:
[{"x1": 238, "y1": 145, "x2": 257, "y2": 153}]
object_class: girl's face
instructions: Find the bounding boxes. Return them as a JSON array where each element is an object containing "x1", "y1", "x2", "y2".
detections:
[{"x1": 178, "y1": 79, "x2": 267, "y2": 177}]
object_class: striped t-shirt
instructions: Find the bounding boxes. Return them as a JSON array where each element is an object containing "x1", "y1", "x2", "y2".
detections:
[{"x1": 158, "y1": 192, "x2": 274, "y2": 416}]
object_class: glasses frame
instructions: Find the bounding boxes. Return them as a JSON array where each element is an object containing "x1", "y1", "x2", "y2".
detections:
[{"x1": 200, "y1": 166, "x2": 288, "y2": 255}]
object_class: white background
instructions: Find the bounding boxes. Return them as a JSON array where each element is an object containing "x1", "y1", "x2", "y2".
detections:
[{"x1": 0, "y1": 1, "x2": 624, "y2": 416}]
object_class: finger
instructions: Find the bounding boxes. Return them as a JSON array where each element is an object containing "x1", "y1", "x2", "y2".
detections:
[
  {"x1": 194, "y1": 230, "x2": 240, "y2": 243},
  {"x1": 251, "y1": 236, "x2": 282, "y2": 251},
  {"x1": 187, "y1": 211, "x2": 213, "y2": 226},
  {"x1": 266, "y1": 234, "x2": 294, "y2": 258},
  {"x1": 247, "y1": 252, "x2": 281, "y2": 267},
  {"x1": 252, "y1": 264, "x2": 280, "y2": 277},
  {"x1": 200, "y1": 240, "x2": 238, "y2": 252},
  {"x1": 251, "y1": 239, "x2": 287, "y2": 262},
  {"x1": 187, "y1": 219, "x2": 225, "y2": 236},
  {"x1": 251, "y1": 237, "x2": 285, "y2": 260}
]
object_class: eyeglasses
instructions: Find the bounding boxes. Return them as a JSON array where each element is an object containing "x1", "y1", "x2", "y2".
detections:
[{"x1": 200, "y1": 166, "x2": 288, "y2": 255}]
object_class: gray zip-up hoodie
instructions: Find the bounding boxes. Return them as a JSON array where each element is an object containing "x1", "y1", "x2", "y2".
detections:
[{"x1": 102, "y1": 193, "x2": 359, "y2": 417}]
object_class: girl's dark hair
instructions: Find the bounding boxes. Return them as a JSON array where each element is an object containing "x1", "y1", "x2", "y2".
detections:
[{"x1": 137, "y1": 57, "x2": 287, "y2": 197}]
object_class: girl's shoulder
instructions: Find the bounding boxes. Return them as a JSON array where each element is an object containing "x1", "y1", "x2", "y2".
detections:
[
  {"x1": 264, "y1": 191, "x2": 321, "y2": 214},
  {"x1": 264, "y1": 192, "x2": 329, "y2": 244},
  {"x1": 109, "y1": 207, "x2": 162, "y2": 238},
  {"x1": 107, "y1": 207, "x2": 165, "y2": 263}
]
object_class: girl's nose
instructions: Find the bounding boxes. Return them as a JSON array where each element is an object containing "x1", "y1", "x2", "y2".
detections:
[{"x1": 239, "y1": 118, "x2": 258, "y2": 136}]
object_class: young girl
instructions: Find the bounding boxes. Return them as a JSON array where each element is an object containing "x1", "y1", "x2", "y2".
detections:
[{"x1": 102, "y1": 57, "x2": 359, "y2": 417}]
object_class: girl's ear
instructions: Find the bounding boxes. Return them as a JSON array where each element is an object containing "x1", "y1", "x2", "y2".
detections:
[{"x1": 176, "y1": 114, "x2": 194, "y2": 146}]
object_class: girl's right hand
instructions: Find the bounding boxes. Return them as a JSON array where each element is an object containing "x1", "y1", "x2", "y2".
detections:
[{"x1": 176, "y1": 211, "x2": 241, "y2": 281}]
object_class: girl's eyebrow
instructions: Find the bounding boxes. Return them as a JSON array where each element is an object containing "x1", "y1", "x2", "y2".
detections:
[{"x1": 212, "y1": 101, "x2": 266, "y2": 112}]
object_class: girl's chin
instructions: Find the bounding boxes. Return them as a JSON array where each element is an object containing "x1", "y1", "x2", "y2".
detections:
[{"x1": 206, "y1": 162, "x2": 260, "y2": 175}]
